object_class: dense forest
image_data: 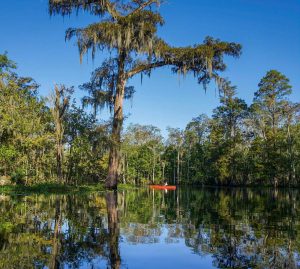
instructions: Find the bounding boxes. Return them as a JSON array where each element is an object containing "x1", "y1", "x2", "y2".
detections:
[{"x1": 1, "y1": 52, "x2": 299, "y2": 187}]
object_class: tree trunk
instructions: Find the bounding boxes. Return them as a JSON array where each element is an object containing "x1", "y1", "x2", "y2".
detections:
[
  {"x1": 177, "y1": 150, "x2": 180, "y2": 185},
  {"x1": 52, "y1": 85, "x2": 69, "y2": 183},
  {"x1": 106, "y1": 52, "x2": 126, "y2": 189},
  {"x1": 57, "y1": 134, "x2": 63, "y2": 181},
  {"x1": 152, "y1": 151, "x2": 156, "y2": 184}
]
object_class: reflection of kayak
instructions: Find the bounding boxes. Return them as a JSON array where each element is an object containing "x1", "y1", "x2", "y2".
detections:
[{"x1": 150, "y1": 185, "x2": 177, "y2": 190}]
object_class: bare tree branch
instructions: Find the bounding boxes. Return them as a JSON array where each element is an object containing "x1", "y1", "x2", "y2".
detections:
[
  {"x1": 105, "y1": 0, "x2": 121, "y2": 20},
  {"x1": 129, "y1": 0, "x2": 160, "y2": 16}
]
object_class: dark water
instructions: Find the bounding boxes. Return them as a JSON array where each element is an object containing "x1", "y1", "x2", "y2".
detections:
[{"x1": 0, "y1": 188, "x2": 300, "y2": 269}]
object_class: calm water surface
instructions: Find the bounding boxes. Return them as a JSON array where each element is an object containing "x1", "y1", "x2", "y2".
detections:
[{"x1": 0, "y1": 188, "x2": 300, "y2": 269}]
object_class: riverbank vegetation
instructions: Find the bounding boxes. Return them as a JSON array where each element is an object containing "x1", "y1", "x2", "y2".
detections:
[{"x1": 1, "y1": 52, "x2": 299, "y2": 188}]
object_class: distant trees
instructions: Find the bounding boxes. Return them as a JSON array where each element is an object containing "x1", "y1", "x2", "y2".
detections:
[
  {"x1": 121, "y1": 124, "x2": 164, "y2": 185},
  {"x1": 166, "y1": 128, "x2": 184, "y2": 185},
  {"x1": 160, "y1": 70, "x2": 300, "y2": 187},
  {"x1": 0, "y1": 53, "x2": 110, "y2": 185},
  {"x1": 119, "y1": 70, "x2": 300, "y2": 187},
  {"x1": 49, "y1": 0, "x2": 241, "y2": 189}
]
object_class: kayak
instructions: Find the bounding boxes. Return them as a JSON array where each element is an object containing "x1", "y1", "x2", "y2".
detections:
[{"x1": 150, "y1": 185, "x2": 176, "y2": 190}]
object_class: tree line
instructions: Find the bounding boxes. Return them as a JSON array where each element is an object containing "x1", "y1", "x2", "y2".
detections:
[
  {"x1": 121, "y1": 71, "x2": 300, "y2": 187},
  {"x1": 1, "y1": 0, "x2": 299, "y2": 187},
  {"x1": 1, "y1": 52, "x2": 299, "y2": 187}
]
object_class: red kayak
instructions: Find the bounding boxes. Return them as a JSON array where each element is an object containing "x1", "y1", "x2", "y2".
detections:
[{"x1": 150, "y1": 185, "x2": 177, "y2": 190}]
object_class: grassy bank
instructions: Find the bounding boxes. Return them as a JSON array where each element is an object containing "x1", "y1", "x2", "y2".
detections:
[
  {"x1": 0, "y1": 183, "x2": 139, "y2": 195},
  {"x1": 0, "y1": 183, "x2": 106, "y2": 195},
  {"x1": 0, "y1": 183, "x2": 100, "y2": 195}
]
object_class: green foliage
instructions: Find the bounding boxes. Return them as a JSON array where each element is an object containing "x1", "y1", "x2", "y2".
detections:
[
  {"x1": 0, "y1": 54, "x2": 110, "y2": 185},
  {"x1": 0, "y1": 55, "x2": 54, "y2": 184},
  {"x1": 160, "y1": 73, "x2": 300, "y2": 187},
  {"x1": 121, "y1": 124, "x2": 164, "y2": 184},
  {"x1": 0, "y1": 52, "x2": 16, "y2": 73},
  {"x1": 1, "y1": 52, "x2": 300, "y2": 187}
]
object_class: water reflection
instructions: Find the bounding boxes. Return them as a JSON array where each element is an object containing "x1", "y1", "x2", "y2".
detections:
[
  {"x1": 0, "y1": 188, "x2": 300, "y2": 268},
  {"x1": 106, "y1": 191, "x2": 121, "y2": 269}
]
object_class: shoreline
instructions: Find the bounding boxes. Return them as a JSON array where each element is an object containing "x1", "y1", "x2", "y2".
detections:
[{"x1": 1, "y1": 183, "x2": 299, "y2": 196}]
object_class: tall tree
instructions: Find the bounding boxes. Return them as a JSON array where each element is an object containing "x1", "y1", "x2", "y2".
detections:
[
  {"x1": 51, "y1": 85, "x2": 73, "y2": 181},
  {"x1": 49, "y1": 0, "x2": 242, "y2": 189},
  {"x1": 251, "y1": 70, "x2": 292, "y2": 186},
  {"x1": 184, "y1": 114, "x2": 210, "y2": 183},
  {"x1": 209, "y1": 80, "x2": 248, "y2": 184},
  {"x1": 167, "y1": 127, "x2": 184, "y2": 185},
  {"x1": 253, "y1": 70, "x2": 292, "y2": 137}
]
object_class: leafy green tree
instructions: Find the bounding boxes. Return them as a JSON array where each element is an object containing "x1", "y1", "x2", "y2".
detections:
[
  {"x1": 122, "y1": 124, "x2": 164, "y2": 184},
  {"x1": 208, "y1": 80, "x2": 248, "y2": 184},
  {"x1": 166, "y1": 128, "x2": 184, "y2": 185},
  {"x1": 80, "y1": 61, "x2": 135, "y2": 118},
  {"x1": 0, "y1": 53, "x2": 16, "y2": 74},
  {"x1": 250, "y1": 70, "x2": 292, "y2": 186},
  {"x1": 183, "y1": 114, "x2": 210, "y2": 184},
  {"x1": 50, "y1": 85, "x2": 73, "y2": 181},
  {"x1": 63, "y1": 102, "x2": 111, "y2": 183},
  {"x1": 0, "y1": 54, "x2": 54, "y2": 184},
  {"x1": 49, "y1": 0, "x2": 242, "y2": 189}
]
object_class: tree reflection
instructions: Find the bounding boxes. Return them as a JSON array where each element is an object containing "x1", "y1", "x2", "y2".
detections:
[
  {"x1": 106, "y1": 191, "x2": 121, "y2": 269},
  {"x1": 49, "y1": 198, "x2": 62, "y2": 269},
  {"x1": 0, "y1": 189, "x2": 300, "y2": 268}
]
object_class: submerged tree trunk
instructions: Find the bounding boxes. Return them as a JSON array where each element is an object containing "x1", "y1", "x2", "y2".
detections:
[
  {"x1": 106, "y1": 191, "x2": 121, "y2": 269},
  {"x1": 106, "y1": 52, "x2": 126, "y2": 189}
]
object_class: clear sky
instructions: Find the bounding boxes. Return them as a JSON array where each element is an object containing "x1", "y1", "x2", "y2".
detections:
[{"x1": 1, "y1": 0, "x2": 299, "y2": 135}]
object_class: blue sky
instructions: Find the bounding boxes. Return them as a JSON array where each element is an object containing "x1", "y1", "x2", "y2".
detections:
[{"x1": 1, "y1": 0, "x2": 299, "y2": 135}]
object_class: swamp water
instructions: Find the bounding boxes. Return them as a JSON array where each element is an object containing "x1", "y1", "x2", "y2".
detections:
[{"x1": 0, "y1": 188, "x2": 299, "y2": 268}]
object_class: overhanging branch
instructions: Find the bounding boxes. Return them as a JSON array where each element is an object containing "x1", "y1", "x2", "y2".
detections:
[
  {"x1": 126, "y1": 61, "x2": 167, "y2": 78},
  {"x1": 129, "y1": 0, "x2": 160, "y2": 16}
]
